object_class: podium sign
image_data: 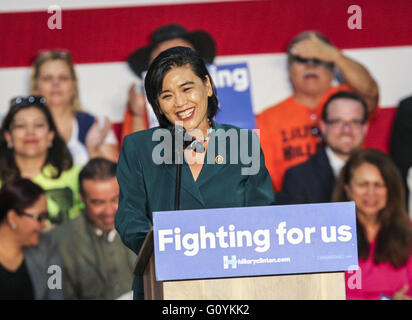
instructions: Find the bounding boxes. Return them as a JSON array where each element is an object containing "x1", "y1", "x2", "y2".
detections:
[{"x1": 153, "y1": 202, "x2": 358, "y2": 281}]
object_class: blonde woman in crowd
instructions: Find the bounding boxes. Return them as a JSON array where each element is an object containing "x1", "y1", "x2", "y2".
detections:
[{"x1": 30, "y1": 50, "x2": 119, "y2": 166}]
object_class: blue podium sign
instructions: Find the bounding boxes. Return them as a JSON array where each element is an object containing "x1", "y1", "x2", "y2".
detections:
[{"x1": 153, "y1": 202, "x2": 358, "y2": 281}]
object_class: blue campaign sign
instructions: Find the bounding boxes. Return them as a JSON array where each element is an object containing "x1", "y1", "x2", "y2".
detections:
[
  {"x1": 153, "y1": 202, "x2": 358, "y2": 281},
  {"x1": 209, "y1": 63, "x2": 256, "y2": 130}
]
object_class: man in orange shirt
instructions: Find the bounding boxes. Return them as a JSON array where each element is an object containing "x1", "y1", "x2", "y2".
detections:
[{"x1": 257, "y1": 31, "x2": 379, "y2": 192}]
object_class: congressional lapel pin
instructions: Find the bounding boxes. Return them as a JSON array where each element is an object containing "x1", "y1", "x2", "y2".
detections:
[{"x1": 215, "y1": 155, "x2": 224, "y2": 164}]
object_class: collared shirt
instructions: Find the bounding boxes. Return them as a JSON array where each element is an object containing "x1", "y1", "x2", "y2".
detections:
[
  {"x1": 325, "y1": 146, "x2": 345, "y2": 178},
  {"x1": 93, "y1": 227, "x2": 117, "y2": 243}
]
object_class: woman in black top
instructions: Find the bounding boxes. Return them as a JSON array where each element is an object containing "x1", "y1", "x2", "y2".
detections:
[{"x1": 0, "y1": 178, "x2": 63, "y2": 300}]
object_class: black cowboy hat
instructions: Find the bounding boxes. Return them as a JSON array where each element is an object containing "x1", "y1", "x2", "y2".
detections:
[{"x1": 127, "y1": 23, "x2": 216, "y2": 78}]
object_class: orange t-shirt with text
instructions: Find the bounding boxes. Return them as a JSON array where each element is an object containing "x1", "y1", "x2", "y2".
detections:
[{"x1": 256, "y1": 84, "x2": 352, "y2": 192}]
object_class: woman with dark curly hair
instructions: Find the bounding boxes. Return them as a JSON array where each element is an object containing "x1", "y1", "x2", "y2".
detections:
[
  {"x1": 0, "y1": 96, "x2": 83, "y2": 226},
  {"x1": 333, "y1": 148, "x2": 412, "y2": 300}
]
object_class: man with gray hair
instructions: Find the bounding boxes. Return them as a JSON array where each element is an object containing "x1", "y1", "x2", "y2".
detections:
[{"x1": 257, "y1": 31, "x2": 379, "y2": 193}]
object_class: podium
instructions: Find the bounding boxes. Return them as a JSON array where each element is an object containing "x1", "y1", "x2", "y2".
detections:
[{"x1": 135, "y1": 229, "x2": 346, "y2": 300}]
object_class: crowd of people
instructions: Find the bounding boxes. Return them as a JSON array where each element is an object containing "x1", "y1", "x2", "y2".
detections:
[{"x1": 0, "y1": 23, "x2": 411, "y2": 300}]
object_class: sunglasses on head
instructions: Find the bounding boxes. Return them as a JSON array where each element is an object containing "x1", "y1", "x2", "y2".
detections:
[
  {"x1": 290, "y1": 55, "x2": 334, "y2": 69},
  {"x1": 10, "y1": 95, "x2": 47, "y2": 109},
  {"x1": 37, "y1": 49, "x2": 72, "y2": 59}
]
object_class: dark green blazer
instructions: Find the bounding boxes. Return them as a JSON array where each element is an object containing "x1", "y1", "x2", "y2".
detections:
[{"x1": 115, "y1": 120, "x2": 274, "y2": 298}]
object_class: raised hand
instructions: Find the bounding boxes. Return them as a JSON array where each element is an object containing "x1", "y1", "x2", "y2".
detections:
[
  {"x1": 392, "y1": 284, "x2": 412, "y2": 300},
  {"x1": 85, "y1": 117, "x2": 112, "y2": 156},
  {"x1": 290, "y1": 32, "x2": 340, "y2": 63},
  {"x1": 128, "y1": 83, "x2": 147, "y2": 117}
]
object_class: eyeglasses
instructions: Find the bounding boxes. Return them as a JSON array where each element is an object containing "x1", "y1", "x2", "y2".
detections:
[
  {"x1": 10, "y1": 95, "x2": 47, "y2": 108},
  {"x1": 290, "y1": 55, "x2": 334, "y2": 69},
  {"x1": 325, "y1": 119, "x2": 365, "y2": 130},
  {"x1": 20, "y1": 211, "x2": 49, "y2": 223}
]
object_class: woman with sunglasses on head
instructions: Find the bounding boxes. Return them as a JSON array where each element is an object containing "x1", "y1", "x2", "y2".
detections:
[
  {"x1": 0, "y1": 178, "x2": 63, "y2": 300},
  {"x1": 30, "y1": 50, "x2": 119, "y2": 167},
  {"x1": 0, "y1": 96, "x2": 83, "y2": 226}
]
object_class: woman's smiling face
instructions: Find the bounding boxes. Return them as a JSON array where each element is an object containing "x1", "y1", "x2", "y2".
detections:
[
  {"x1": 345, "y1": 162, "x2": 388, "y2": 219},
  {"x1": 5, "y1": 106, "x2": 54, "y2": 159},
  {"x1": 157, "y1": 64, "x2": 212, "y2": 134},
  {"x1": 35, "y1": 59, "x2": 76, "y2": 108}
]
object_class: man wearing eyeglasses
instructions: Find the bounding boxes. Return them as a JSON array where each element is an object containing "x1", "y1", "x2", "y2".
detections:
[
  {"x1": 257, "y1": 31, "x2": 378, "y2": 194},
  {"x1": 281, "y1": 91, "x2": 369, "y2": 204}
]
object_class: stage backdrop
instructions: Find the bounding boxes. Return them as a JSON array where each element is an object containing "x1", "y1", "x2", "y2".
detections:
[{"x1": 1, "y1": 0, "x2": 412, "y2": 152}]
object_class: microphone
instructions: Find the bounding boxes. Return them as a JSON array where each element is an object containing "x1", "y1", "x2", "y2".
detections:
[
  {"x1": 172, "y1": 124, "x2": 205, "y2": 210},
  {"x1": 172, "y1": 125, "x2": 205, "y2": 153},
  {"x1": 186, "y1": 139, "x2": 205, "y2": 153}
]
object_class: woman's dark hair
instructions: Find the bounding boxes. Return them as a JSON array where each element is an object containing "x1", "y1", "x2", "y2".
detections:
[
  {"x1": 0, "y1": 178, "x2": 45, "y2": 224},
  {"x1": 0, "y1": 96, "x2": 73, "y2": 181},
  {"x1": 144, "y1": 46, "x2": 219, "y2": 128},
  {"x1": 332, "y1": 149, "x2": 412, "y2": 268}
]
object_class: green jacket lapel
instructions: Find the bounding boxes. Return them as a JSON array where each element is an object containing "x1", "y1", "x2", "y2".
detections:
[
  {"x1": 162, "y1": 162, "x2": 206, "y2": 208},
  {"x1": 198, "y1": 120, "x2": 230, "y2": 185}
]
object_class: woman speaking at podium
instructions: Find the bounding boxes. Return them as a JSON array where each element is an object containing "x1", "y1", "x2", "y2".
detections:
[{"x1": 115, "y1": 47, "x2": 274, "y2": 299}]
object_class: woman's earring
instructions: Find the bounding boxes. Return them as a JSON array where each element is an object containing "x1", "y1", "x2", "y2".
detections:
[
  {"x1": 7, "y1": 141, "x2": 13, "y2": 149},
  {"x1": 11, "y1": 224, "x2": 17, "y2": 230}
]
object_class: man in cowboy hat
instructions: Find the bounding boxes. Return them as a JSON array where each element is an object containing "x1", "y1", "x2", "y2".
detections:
[{"x1": 121, "y1": 24, "x2": 216, "y2": 142}]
